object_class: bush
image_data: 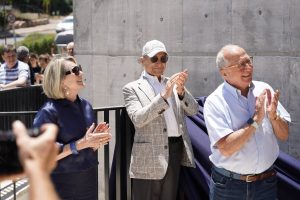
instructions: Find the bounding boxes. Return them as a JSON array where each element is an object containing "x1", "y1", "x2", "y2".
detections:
[
  {"x1": 0, "y1": 33, "x2": 56, "y2": 63},
  {"x1": 17, "y1": 33, "x2": 56, "y2": 55}
]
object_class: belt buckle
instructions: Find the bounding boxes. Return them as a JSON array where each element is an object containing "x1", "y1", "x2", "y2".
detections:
[{"x1": 245, "y1": 174, "x2": 256, "y2": 182}]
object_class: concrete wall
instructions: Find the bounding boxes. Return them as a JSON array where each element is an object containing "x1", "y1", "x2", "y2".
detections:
[{"x1": 73, "y1": 0, "x2": 300, "y2": 160}]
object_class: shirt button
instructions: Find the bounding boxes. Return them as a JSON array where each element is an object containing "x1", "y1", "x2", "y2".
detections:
[
  {"x1": 163, "y1": 128, "x2": 167, "y2": 132},
  {"x1": 158, "y1": 109, "x2": 165, "y2": 114},
  {"x1": 164, "y1": 145, "x2": 168, "y2": 149}
]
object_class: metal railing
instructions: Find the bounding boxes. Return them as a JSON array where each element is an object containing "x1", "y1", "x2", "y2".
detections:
[
  {"x1": 0, "y1": 86, "x2": 134, "y2": 200},
  {"x1": 93, "y1": 105, "x2": 133, "y2": 200},
  {"x1": 0, "y1": 107, "x2": 133, "y2": 200}
]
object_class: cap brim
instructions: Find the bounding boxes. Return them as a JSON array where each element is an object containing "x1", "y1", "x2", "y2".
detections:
[{"x1": 146, "y1": 48, "x2": 167, "y2": 57}]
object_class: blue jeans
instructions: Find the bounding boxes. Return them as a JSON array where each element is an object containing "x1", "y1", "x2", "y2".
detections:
[{"x1": 209, "y1": 167, "x2": 277, "y2": 200}]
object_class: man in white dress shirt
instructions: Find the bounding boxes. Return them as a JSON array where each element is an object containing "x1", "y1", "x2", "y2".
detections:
[
  {"x1": 204, "y1": 44, "x2": 290, "y2": 200},
  {"x1": 123, "y1": 40, "x2": 198, "y2": 200}
]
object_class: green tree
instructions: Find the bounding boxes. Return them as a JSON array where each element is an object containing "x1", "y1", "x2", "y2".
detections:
[{"x1": 42, "y1": 0, "x2": 51, "y2": 14}]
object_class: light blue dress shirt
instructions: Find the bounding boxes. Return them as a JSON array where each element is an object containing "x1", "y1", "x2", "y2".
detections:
[{"x1": 204, "y1": 81, "x2": 291, "y2": 174}]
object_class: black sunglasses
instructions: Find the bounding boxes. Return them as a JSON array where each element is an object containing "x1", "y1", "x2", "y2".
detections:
[
  {"x1": 150, "y1": 55, "x2": 168, "y2": 63},
  {"x1": 65, "y1": 65, "x2": 82, "y2": 76}
]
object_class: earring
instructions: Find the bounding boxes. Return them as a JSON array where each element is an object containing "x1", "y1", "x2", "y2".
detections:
[{"x1": 63, "y1": 87, "x2": 70, "y2": 96}]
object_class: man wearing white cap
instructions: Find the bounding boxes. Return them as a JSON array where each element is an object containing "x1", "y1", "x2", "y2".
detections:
[{"x1": 123, "y1": 40, "x2": 198, "y2": 200}]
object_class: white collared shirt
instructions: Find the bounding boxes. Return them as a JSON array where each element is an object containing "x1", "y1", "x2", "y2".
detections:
[
  {"x1": 143, "y1": 71, "x2": 180, "y2": 137},
  {"x1": 204, "y1": 81, "x2": 291, "y2": 174}
]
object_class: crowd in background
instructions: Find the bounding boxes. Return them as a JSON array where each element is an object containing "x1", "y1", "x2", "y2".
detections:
[{"x1": 0, "y1": 42, "x2": 74, "y2": 90}]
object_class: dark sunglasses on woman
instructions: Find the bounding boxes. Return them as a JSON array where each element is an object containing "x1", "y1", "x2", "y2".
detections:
[
  {"x1": 65, "y1": 65, "x2": 82, "y2": 76},
  {"x1": 150, "y1": 54, "x2": 168, "y2": 63}
]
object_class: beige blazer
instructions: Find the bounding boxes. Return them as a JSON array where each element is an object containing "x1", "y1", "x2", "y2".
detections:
[{"x1": 123, "y1": 75, "x2": 198, "y2": 179}]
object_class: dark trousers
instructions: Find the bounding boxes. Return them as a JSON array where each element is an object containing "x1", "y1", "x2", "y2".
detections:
[
  {"x1": 132, "y1": 137, "x2": 183, "y2": 200},
  {"x1": 51, "y1": 167, "x2": 98, "y2": 200}
]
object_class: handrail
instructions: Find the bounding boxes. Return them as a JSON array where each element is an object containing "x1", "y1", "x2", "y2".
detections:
[
  {"x1": 0, "y1": 111, "x2": 38, "y2": 116},
  {"x1": 0, "y1": 106, "x2": 132, "y2": 200},
  {"x1": 0, "y1": 86, "x2": 132, "y2": 200}
]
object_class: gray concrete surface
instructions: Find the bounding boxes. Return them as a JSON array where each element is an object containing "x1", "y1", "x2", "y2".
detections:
[{"x1": 73, "y1": 0, "x2": 300, "y2": 162}]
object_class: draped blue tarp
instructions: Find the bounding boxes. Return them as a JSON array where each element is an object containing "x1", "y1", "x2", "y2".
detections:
[{"x1": 180, "y1": 96, "x2": 300, "y2": 200}]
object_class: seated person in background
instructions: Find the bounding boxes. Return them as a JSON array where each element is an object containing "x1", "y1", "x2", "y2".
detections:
[
  {"x1": 29, "y1": 53, "x2": 41, "y2": 85},
  {"x1": 66, "y1": 42, "x2": 74, "y2": 56},
  {"x1": 0, "y1": 44, "x2": 30, "y2": 90},
  {"x1": 35, "y1": 54, "x2": 51, "y2": 84},
  {"x1": 0, "y1": 120, "x2": 60, "y2": 200},
  {"x1": 17, "y1": 46, "x2": 30, "y2": 64}
]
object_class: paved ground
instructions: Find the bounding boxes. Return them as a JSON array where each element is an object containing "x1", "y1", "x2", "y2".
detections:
[
  {"x1": 0, "y1": 17, "x2": 62, "y2": 46},
  {"x1": 0, "y1": 179, "x2": 28, "y2": 200}
]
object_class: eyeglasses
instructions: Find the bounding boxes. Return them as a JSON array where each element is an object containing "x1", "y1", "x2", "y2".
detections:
[
  {"x1": 224, "y1": 56, "x2": 253, "y2": 70},
  {"x1": 65, "y1": 65, "x2": 82, "y2": 76},
  {"x1": 150, "y1": 54, "x2": 168, "y2": 63}
]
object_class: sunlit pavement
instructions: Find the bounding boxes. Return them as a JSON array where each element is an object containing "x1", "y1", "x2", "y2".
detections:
[
  {"x1": 0, "y1": 179, "x2": 29, "y2": 199},
  {"x1": 0, "y1": 17, "x2": 63, "y2": 46}
]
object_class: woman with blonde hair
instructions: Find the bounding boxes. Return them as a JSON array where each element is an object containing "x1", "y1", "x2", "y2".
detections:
[{"x1": 33, "y1": 56, "x2": 111, "y2": 200}]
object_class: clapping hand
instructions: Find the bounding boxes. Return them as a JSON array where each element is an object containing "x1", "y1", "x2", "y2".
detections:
[
  {"x1": 175, "y1": 69, "x2": 188, "y2": 97},
  {"x1": 91, "y1": 122, "x2": 112, "y2": 150},
  {"x1": 254, "y1": 90, "x2": 267, "y2": 124},
  {"x1": 161, "y1": 69, "x2": 189, "y2": 100},
  {"x1": 83, "y1": 123, "x2": 112, "y2": 151},
  {"x1": 266, "y1": 89, "x2": 280, "y2": 120},
  {"x1": 254, "y1": 89, "x2": 280, "y2": 123}
]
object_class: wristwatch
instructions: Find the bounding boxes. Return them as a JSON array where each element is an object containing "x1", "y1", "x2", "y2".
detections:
[
  {"x1": 70, "y1": 141, "x2": 79, "y2": 155},
  {"x1": 247, "y1": 118, "x2": 259, "y2": 129}
]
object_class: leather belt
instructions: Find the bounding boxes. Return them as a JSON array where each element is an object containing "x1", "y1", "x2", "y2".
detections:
[
  {"x1": 168, "y1": 136, "x2": 182, "y2": 143},
  {"x1": 213, "y1": 166, "x2": 276, "y2": 182}
]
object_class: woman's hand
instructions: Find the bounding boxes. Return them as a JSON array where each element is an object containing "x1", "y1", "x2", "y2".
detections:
[{"x1": 78, "y1": 123, "x2": 112, "y2": 151}]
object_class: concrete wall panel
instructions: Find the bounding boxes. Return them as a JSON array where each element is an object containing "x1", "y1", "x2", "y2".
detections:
[
  {"x1": 232, "y1": 0, "x2": 291, "y2": 52},
  {"x1": 290, "y1": 0, "x2": 300, "y2": 52},
  {"x1": 74, "y1": 0, "x2": 300, "y2": 159},
  {"x1": 183, "y1": 0, "x2": 232, "y2": 53},
  {"x1": 75, "y1": 0, "x2": 93, "y2": 54}
]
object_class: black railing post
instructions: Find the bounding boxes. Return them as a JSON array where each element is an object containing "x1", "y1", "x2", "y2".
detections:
[
  {"x1": 124, "y1": 110, "x2": 133, "y2": 200},
  {"x1": 13, "y1": 181, "x2": 16, "y2": 200},
  {"x1": 94, "y1": 111, "x2": 99, "y2": 200},
  {"x1": 115, "y1": 109, "x2": 121, "y2": 200},
  {"x1": 104, "y1": 110, "x2": 110, "y2": 200}
]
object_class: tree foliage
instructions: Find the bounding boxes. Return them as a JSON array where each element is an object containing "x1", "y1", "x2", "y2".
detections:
[
  {"x1": 11, "y1": 0, "x2": 73, "y2": 15},
  {"x1": 18, "y1": 33, "x2": 56, "y2": 55}
]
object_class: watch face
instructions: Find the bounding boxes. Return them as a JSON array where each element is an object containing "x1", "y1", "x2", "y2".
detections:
[{"x1": 247, "y1": 118, "x2": 254, "y2": 125}]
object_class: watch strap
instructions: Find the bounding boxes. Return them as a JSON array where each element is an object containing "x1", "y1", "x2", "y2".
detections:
[
  {"x1": 247, "y1": 118, "x2": 259, "y2": 129},
  {"x1": 70, "y1": 141, "x2": 79, "y2": 154},
  {"x1": 57, "y1": 143, "x2": 64, "y2": 154}
]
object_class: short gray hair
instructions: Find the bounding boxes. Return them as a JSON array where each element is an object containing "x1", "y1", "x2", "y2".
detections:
[
  {"x1": 216, "y1": 50, "x2": 228, "y2": 69},
  {"x1": 16, "y1": 46, "x2": 29, "y2": 61},
  {"x1": 42, "y1": 57, "x2": 76, "y2": 99},
  {"x1": 216, "y1": 44, "x2": 242, "y2": 69}
]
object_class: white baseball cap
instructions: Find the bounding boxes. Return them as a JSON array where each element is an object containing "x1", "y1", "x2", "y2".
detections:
[{"x1": 142, "y1": 40, "x2": 167, "y2": 57}]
